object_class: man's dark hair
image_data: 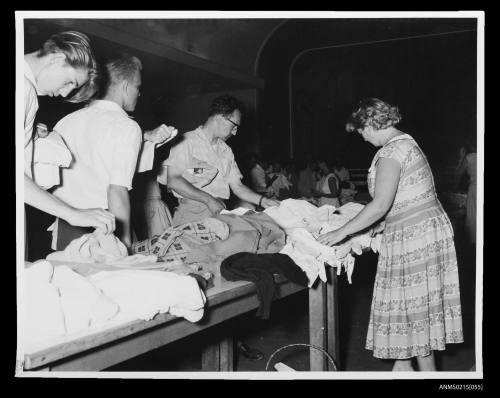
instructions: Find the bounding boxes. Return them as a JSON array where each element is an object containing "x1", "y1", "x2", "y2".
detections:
[{"x1": 208, "y1": 94, "x2": 243, "y2": 118}]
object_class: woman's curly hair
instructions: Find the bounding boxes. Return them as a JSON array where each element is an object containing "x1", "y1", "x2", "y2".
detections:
[{"x1": 346, "y1": 98, "x2": 402, "y2": 131}]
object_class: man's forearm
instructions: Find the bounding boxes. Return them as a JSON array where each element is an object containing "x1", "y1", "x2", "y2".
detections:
[
  {"x1": 168, "y1": 175, "x2": 215, "y2": 204},
  {"x1": 231, "y1": 183, "x2": 262, "y2": 205}
]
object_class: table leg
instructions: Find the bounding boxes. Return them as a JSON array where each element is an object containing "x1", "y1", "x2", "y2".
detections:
[
  {"x1": 201, "y1": 335, "x2": 234, "y2": 371},
  {"x1": 326, "y1": 267, "x2": 340, "y2": 370},
  {"x1": 309, "y1": 279, "x2": 327, "y2": 371}
]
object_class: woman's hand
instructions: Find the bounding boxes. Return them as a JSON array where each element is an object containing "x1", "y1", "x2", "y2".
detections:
[{"x1": 317, "y1": 229, "x2": 347, "y2": 246}]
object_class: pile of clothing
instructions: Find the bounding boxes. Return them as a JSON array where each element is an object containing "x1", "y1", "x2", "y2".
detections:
[
  {"x1": 23, "y1": 259, "x2": 207, "y2": 345},
  {"x1": 264, "y1": 199, "x2": 384, "y2": 286}
]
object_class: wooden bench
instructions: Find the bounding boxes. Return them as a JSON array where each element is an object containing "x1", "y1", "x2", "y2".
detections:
[{"x1": 21, "y1": 267, "x2": 339, "y2": 372}]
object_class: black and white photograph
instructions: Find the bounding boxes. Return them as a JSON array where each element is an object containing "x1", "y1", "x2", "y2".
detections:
[{"x1": 15, "y1": 11, "x2": 484, "y2": 381}]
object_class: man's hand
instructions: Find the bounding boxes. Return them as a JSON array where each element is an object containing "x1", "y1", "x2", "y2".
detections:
[
  {"x1": 206, "y1": 197, "x2": 226, "y2": 216},
  {"x1": 65, "y1": 208, "x2": 116, "y2": 234},
  {"x1": 35, "y1": 123, "x2": 49, "y2": 139},
  {"x1": 144, "y1": 124, "x2": 178, "y2": 147}
]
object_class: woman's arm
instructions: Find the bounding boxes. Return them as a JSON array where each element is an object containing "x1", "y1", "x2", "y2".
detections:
[
  {"x1": 318, "y1": 157, "x2": 400, "y2": 246},
  {"x1": 24, "y1": 174, "x2": 116, "y2": 233}
]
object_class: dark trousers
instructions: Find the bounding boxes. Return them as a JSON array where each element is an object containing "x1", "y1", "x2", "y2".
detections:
[{"x1": 54, "y1": 218, "x2": 93, "y2": 251}]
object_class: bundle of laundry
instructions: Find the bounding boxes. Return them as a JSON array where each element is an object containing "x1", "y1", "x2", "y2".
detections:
[
  {"x1": 220, "y1": 252, "x2": 308, "y2": 319},
  {"x1": 264, "y1": 199, "x2": 384, "y2": 286},
  {"x1": 131, "y1": 212, "x2": 287, "y2": 276},
  {"x1": 30, "y1": 131, "x2": 72, "y2": 190},
  {"x1": 46, "y1": 229, "x2": 157, "y2": 265},
  {"x1": 23, "y1": 259, "x2": 207, "y2": 345}
]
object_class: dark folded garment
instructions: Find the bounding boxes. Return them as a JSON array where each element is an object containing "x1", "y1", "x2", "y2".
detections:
[{"x1": 220, "y1": 252, "x2": 308, "y2": 319}]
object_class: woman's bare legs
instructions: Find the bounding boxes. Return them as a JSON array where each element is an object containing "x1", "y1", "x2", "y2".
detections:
[
  {"x1": 392, "y1": 359, "x2": 414, "y2": 371},
  {"x1": 416, "y1": 352, "x2": 437, "y2": 371}
]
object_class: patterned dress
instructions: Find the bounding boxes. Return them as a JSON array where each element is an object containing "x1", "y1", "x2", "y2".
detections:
[{"x1": 366, "y1": 134, "x2": 463, "y2": 359}]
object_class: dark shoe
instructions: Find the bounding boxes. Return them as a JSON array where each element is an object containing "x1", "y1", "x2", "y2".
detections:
[{"x1": 237, "y1": 341, "x2": 264, "y2": 361}]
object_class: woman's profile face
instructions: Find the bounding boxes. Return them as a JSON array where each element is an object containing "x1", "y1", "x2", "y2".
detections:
[{"x1": 357, "y1": 126, "x2": 379, "y2": 146}]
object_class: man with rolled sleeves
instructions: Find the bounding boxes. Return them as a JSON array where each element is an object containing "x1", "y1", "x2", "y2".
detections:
[{"x1": 165, "y1": 94, "x2": 279, "y2": 227}]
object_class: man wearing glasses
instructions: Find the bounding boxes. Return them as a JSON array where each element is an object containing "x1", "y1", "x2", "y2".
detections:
[{"x1": 164, "y1": 94, "x2": 280, "y2": 227}]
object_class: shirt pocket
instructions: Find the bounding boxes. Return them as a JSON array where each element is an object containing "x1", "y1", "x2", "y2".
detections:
[{"x1": 183, "y1": 157, "x2": 219, "y2": 188}]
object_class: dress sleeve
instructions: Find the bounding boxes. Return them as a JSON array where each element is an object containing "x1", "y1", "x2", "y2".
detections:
[
  {"x1": 107, "y1": 120, "x2": 142, "y2": 190},
  {"x1": 377, "y1": 141, "x2": 410, "y2": 165}
]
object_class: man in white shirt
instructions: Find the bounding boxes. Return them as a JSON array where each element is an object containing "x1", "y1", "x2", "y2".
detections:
[
  {"x1": 164, "y1": 95, "x2": 280, "y2": 226},
  {"x1": 23, "y1": 31, "x2": 116, "y2": 235},
  {"x1": 52, "y1": 54, "x2": 176, "y2": 250}
]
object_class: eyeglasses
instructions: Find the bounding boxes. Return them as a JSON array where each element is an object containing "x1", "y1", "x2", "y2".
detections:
[{"x1": 224, "y1": 117, "x2": 240, "y2": 130}]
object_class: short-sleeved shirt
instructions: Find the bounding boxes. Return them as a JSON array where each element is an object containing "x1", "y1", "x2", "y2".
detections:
[
  {"x1": 52, "y1": 100, "x2": 142, "y2": 209},
  {"x1": 24, "y1": 60, "x2": 39, "y2": 177},
  {"x1": 163, "y1": 127, "x2": 243, "y2": 199}
]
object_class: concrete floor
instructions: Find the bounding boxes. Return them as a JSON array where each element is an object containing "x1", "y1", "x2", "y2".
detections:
[{"x1": 107, "y1": 225, "x2": 477, "y2": 373}]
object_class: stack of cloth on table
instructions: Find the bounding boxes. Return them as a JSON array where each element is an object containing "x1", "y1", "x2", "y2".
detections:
[
  {"x1": 23, "y1": 258, "x2": 207, "y2": 345},
  {"x1": 47, "y1": 229, "x2": 214, "y2": 288},
  {"x1": 131, "y1": 212, "x2": 286, "y2": 277},
  {"x1": 264, "y1": 199, "x2": 385, "y2": 286}
]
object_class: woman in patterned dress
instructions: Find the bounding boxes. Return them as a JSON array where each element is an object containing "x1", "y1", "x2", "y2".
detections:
[{"x1": 319, "y1": 98, "x2": 463, "y2": 371}]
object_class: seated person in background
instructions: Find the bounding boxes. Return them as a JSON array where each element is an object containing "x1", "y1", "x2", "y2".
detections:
[
  {"x1": 333, "y1": 155, "x2": 356, "y2": 190},
  {"x1": 164, "y1": 95, "x2": 280, "y2": 227},
  {"x1": 296, "y1": 159, "x2": 317, "y2": 198},
  {"x1": 313, "y1": 160, "x2": 340, "y2": 207},
  {"x1": 339, "y1": 180, "x2": 358, "y2": 205},
  {"x1": 267, "y1": 160, "x2": 292, "y2": 200},
  {"x1": 250, "y1": 154, "x2": 273, "y2": 196},
  {"x1": 52, "y1": 54, "x2": 175, "y2": 250}
]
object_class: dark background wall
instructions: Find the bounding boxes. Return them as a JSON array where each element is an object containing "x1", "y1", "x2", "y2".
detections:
[{"x1": 257, "y1": 19, "x2": 477, "y2": 172}]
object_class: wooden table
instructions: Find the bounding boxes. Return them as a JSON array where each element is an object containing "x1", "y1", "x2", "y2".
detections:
[{"x1": 22, "y1": 267, "x2": 339, "y2": 372}]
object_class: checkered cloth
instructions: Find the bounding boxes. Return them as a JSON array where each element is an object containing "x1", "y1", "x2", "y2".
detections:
[{"x1": 131, "y1": 218, "x2": 229, "y2": 263}]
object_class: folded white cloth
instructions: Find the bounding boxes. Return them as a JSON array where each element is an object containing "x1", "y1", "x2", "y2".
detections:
[
  {"x1": 46, "y1": 231, "x2": 131, "y2": 264},
  {"x1": 88, "y1": 270, "x2": 207, "y2": 322},
  {"x1": 31, "y1": 132, "x2": 72, "y2": 189},
  {"x1": 23, "y1": 261, "x2": 119, "y2": 343}
]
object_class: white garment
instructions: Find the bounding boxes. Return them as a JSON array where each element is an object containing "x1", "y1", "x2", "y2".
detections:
[
  {"x1": 52, "y1": 100, "x2": 142, "y2": 209},
  {"x1": 265, "y1": 200, "x2": 383, "y2": 285},
  {"x1": 24, "y1": 261, "x2": 119, "y2": 343},
  {"x1": 88, "y1": 270, "x2": 207, "y2": 322},
  {"x1": 24, "y1": 60, "x2": 39, "y2": 178},
  {"x1": 46, "y1": 230, "x2": 157, "y2": 264},
  {"x1": 31, "y1": 132, "x2": 72, "y2": 189}
]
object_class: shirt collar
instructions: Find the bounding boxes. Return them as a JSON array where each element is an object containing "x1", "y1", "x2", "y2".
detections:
[
  {"x1": 24, "y1": 60, "x2": 39, "y2": 93},
  {"x1": 89, "y1": 100, "x2": 130, "y2": 118}
]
